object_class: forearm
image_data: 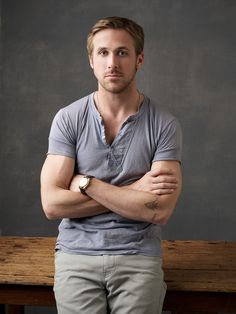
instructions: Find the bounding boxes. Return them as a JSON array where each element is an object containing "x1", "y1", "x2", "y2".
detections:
[
  {"x1": 41, "y1": 184, "x2": 109, "y2": 220},
  {"x1": 41, "y1": 174, "x2": 149, "y2": 220},
  {"x1": 66, "y1": 164, "x2": 181, "y2": 224},
  {"x1": 85, "y1": 178, "x2": 177, "y2": 224},
  {"x1": 40, "y1": 155, "x2": 110, "y2": 220}
]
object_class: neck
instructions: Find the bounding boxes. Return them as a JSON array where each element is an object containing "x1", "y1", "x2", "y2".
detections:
[{"x1": 95, "y1": 87, "x2": 142, "y2": 118}]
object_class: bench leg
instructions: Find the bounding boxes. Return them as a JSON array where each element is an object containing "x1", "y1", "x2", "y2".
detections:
[
  {"x1": 0, "y1": 304, "x2": 5, "y2": 314},
  {"x1": 7, "y1": 305, "x2": 24, "y2": 314}
]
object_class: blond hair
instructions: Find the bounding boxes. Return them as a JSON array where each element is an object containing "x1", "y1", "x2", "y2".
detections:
[{"x1": 87, "y1": 16, "x2": 144, "y2": 56}]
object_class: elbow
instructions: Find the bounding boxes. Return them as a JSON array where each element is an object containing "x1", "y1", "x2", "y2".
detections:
[
  {"x1": 44, "y1": 211, "x2": 57, "y2": 221},
  {"x1": 157, "y1": 217, "x2": 169, "y2": 226},
  {"x1": 152, "y1": 214, "x2": 169, "y2": 226},
  {"x1": 151, "y1": 207, "x2": 175, "y2": 226},
  {"x1": 42, "y1": 202, "x2": 59, "y2": 220}
]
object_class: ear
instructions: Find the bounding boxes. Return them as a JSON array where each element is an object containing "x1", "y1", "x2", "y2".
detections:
[
  {"x1": 136, "y1": 52, "x2": 144, "y2": 69},
  {"x1": 89, "y1": 55, "x2": 94, "y2": 69}
]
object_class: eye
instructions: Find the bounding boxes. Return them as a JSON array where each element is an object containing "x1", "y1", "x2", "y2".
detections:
[
  {"x1": 117, "y1": 50, "x2": 128, "y2": 56},
  {"x1": 98, "y1": 49, "x2": 108, "y2": 56}
]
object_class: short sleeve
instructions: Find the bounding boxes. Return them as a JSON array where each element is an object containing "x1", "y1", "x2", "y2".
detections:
[
  {"x1": 47, "y1": 109, "x2": 76, "y2": 158},
  {"x1": 153, "y1": 118, "x2": 182, "y2": 162}
]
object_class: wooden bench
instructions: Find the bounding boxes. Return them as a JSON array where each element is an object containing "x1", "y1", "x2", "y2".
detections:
[{"x1": 0, "y1": 237, "x2": 236, "y2": 314}]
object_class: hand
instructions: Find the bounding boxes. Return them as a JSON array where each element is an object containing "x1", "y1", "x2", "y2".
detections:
[
  {"x1": 69, "y1": 174, "x2": 84, "y2": 192},
  {"x1": 129, "y1": 168, "x2": 178, "y2": 195}
]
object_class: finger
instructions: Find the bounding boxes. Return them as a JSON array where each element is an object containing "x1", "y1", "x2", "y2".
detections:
[
  {"x1": 157, "y1": 182, "x2": 178, "y2": 189},
  {"x1": 150, "y1": 168, "x2": 174, "y2": 177},
  {"x1": 150, "y1": 181, "x2": 177, "y2": 189},
  {"x1": 150, "y1": 181, "x2": 178, "y2": 191},
  {"x1": 155, "y1": 175, "x2": 178, "y2": 183},
  {"x1": 150, "y1": 173, "x2": 177, "y2": 183},
  {"x1": 152, "y1": 189, "x2": 175, "y2": 195}
]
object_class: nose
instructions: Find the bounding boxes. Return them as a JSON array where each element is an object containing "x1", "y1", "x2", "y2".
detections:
[{"x1": 108, "y1": 53, "x2": 118, "y2": 70}]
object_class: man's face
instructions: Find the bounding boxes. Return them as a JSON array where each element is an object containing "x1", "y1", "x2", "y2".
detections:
[{"x1": 89, "y1": 29, "x2": 144, "y2": 94}]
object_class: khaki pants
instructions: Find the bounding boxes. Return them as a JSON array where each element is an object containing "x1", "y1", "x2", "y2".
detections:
[{"x1": 54, "y1": 251, "x2": 166, "y2": 314}]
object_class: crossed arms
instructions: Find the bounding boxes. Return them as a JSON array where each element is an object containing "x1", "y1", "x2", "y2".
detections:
[{"x1": 40, "y1": 155, "x2": 182, "y2": 225}]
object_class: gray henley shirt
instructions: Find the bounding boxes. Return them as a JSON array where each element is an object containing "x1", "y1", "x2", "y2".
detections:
[{"x1": 48, "y1": 93, "x2": 182, "y2": 256}]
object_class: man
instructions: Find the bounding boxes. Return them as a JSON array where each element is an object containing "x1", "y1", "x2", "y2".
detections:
[{"x1": 41, "y1": 16, "x2": 182, "y2": 314}]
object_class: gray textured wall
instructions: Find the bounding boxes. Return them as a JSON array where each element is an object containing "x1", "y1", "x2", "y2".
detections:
[{"x1": 1, "y1": 0, "x2": 236, "y2": 313}]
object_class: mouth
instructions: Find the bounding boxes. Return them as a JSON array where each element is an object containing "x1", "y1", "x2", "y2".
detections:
[
  {"x1": 105, "y1": 74, "x2": 122, "y2": 79},
  {"x1": 105, "y1": 71, "x2": 122, "y2": 78}
]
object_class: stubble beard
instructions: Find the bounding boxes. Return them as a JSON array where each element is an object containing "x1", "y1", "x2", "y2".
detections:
[{"x1": 98, "y1": 67, "x2": 138, "y2": 95}]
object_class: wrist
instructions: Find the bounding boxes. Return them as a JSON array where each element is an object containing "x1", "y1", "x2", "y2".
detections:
[{"x1": 78, "y1": 175, "x2": 94, "y2": 195}]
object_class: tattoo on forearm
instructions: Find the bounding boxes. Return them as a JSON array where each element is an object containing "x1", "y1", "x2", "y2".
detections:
[{"x1": 145, "y1": 199, "x2": 159, "y2": 210}]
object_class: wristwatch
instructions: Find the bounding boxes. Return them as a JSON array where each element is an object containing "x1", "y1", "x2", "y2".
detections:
[{"x1": 78, "y1": 175, "x2": 94, "y2": 195}]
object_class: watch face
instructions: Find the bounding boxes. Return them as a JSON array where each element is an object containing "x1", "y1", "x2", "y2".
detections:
[{"x1": 80, "y1": 177, "x2": 88, "y2": 188}]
